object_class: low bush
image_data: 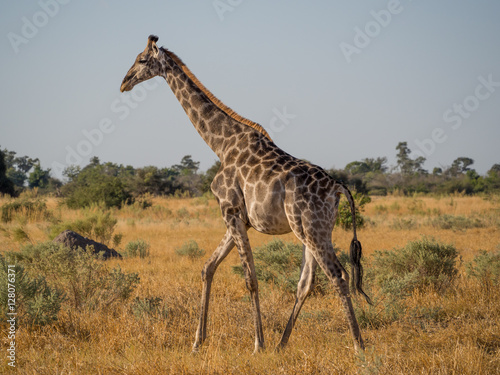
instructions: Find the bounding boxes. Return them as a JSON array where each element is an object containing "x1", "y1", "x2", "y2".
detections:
[
  {"x1": 390, "y1": 218, "x2": 418, "y2": 230},
  {"x1": 4, "y1": 242, "x2": 139, "y2": 315},
  {"x1": 407, "y1": 199, "x2": 426, "y2": 215},
  {"x1": 466, "y1": 250, "x2": 500, "y2": 284},
  {"x1": 11, "y1": 225, "x2": 32, "y2": 243},
  {"x1": 131, "y1": 296, "x2": 167, "y2": 320},
  {"x1": 355, "y1": 237, "x2": 460, "y2": 329},
  {"x1": 1, "y1": 198, "x2": 51, "y2": 223},
  {"x1": 0, "y1": 254, "x2": 65, "y2": 326},
  {"x1": 371, "y1": 237, "x2": 459, "y2": 298},
  {"x1": 176, "y1": 208, "x2": 190, "y2": 219},
  {"x1": 429, "y1": 215, "x2": 485, "y2": 231},
  {"x1": 175, "y1": 240, "x2": 205, "y2": 259},
  {"x1": 336, "y1": 192, "x2": 371, "y2": 230},
  {"x1": 374, "y1": 205, "x2": 388, "y2": 214},
  {"x1": 125, "y1": 240, "x2": 151, "y2": 258},
  {"x1": 354, "y1": 294, "x2": 405, "y2": 329}
]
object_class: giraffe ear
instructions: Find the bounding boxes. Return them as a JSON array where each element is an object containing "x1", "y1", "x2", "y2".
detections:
[{"x1": 147, "y1": 35, "x2": 159, "y2": 56}]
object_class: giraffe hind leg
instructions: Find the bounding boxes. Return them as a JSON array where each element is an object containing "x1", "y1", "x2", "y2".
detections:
[
  {"x1": 277, "y1": 245, "x2": 317, "y2": 350},
  {"x1": 312, "y1": 243, "x2": 365, "y2": 352}
]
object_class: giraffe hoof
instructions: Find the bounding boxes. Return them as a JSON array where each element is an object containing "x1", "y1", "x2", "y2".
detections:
[
  {"x1": 354, "y1": 343, "x2": 365, "y2": 354},
  {"x1": 252, "y1": 345, "x2": 265, "y2": 355},
  {"x1": 274, "y1": 342, "x2": 287, "y2": 353}
]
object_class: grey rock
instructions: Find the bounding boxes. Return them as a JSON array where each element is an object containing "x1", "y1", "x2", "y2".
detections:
[{"x1": 52, "y1": 230, "x2": 122, "y2": 259}]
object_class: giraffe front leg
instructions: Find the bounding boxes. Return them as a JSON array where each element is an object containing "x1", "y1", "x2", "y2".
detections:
[
  {"x1": 226, "y1": 216, "x2": 265, "y2": 354},
  {"x1": 192, "y1": 231, "x2": 235, "y2": 353}
]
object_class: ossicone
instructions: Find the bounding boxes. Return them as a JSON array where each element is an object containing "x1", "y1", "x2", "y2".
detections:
[{"x1": 148, "y1": 35, "x2": 159, "y2": 43}]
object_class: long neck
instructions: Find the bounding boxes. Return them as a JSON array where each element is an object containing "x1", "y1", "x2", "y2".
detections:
[{"x1": 158, "y1": 49, "x2": 271, "y2": 159}]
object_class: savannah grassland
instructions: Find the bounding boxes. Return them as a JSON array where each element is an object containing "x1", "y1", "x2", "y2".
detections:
[{"x1": 1, "y1": 193, "x2": 499, "y2": 374}]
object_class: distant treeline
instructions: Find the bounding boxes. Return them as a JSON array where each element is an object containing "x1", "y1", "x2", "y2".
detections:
[{"x1": 1, "y1": 141, "x2": 499, "y2": 208}]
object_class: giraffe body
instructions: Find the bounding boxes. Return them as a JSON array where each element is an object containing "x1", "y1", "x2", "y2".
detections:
[{"x1": 121, "y1": 35, "x2": 370, "y2": 354}]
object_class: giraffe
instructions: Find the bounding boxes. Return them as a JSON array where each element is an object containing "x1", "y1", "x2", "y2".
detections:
[{"x1": 120, "y1": 35, "x2": 371, "y2": 354}]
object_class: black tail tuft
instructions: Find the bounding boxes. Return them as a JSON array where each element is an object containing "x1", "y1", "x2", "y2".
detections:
[{"x1": 350, "y1": 238, "x2": 372, "y2": 305}]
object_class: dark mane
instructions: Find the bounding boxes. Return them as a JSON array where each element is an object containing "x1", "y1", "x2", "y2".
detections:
[{"x1": 160, "y1": 47, "x2": 272, "y2": 141}]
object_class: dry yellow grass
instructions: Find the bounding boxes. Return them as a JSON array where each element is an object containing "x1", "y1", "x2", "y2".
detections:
[{"x1": 1, "y1": 194, "x2": 499, "y2": 374}]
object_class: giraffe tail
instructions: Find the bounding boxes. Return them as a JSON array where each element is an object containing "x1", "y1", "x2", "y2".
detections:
[{"x1": 339, "y1": 183, "x2": 372, "y2": 305}]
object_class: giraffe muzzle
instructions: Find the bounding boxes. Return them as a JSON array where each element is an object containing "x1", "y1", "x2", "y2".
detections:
[
  {"x1": 120, "y1": 79, "x2": 132, "y2": 92},
  {"x1": 120, "y1": 73, "x2": 136, "y2": 92}
]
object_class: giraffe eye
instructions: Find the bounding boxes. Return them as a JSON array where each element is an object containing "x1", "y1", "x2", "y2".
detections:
[{"x1": 139, "y1": 59, "x2": 147, "y2": 64}]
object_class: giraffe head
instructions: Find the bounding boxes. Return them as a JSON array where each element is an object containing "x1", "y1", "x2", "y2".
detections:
[{"x1": 120, "y1": 35, "x2": 163, "y2": 92}]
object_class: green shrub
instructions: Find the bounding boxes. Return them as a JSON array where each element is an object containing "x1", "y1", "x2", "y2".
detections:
[
  {"x1": 12, "y1": 226, "x2": 31, "y2": 243},
  {"x1": 131, "y1": 296, "x2": 167, "y2": 320},
  {"x1": 429, "y1": 215, "x2": 485, "y2": 231},
  {"x1": 232, "y1": 239, "x2": 347, "y2": 294},
  {"x1": 176, "y1": 208, "x2": 190, "y2": 219},
  {"x1": 372, "y1": 237, "x2": 459, "y2": 298},
  {"x1": 1, "y1": 198, "x2": 51, "y2": 223},
  {"x1": 0, "y1": 255, "x2": 65, "y2": 326},
  {"x1": 355, "y1": 237, "x2": 459, "y2": 329},
  {"x1": 336, "y1": 192, "x2": 370, "y2": 230},
  {"x1": 49, "y1": 210, "x2": 118, "y2": 246},
  {"x1": 5, "y1": 242, "x2": 139, "y2": 312},
  {"x1": 175, "y1": 240, "x2": 205, "y2": 259},
  {"x1": 374, "y1": 205, "x2": 388, "y2": 214},
  {"x1": 390, "y1": 218, "x2": 418, "y2": 230},
  {"x1": 125, "y1": 240, "x2": 151, "y2": 258},
  {"x1": 407, "y1": 199, "x2": 426, "y2": 215},
  {"x1": 113, "y1": 233, "x2": 123, "y2": 247},
  {"x1": 134, "y1": 195, "x2": 153, "y2": 209},
  {"x1": 354, "y1": 295, "x2": 405, "y2": 329},
  {"x1": 466, "y1": 250, "x2": 500, "y2": 284}
]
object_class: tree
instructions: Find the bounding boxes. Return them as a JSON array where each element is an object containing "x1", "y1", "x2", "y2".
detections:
[
  {"x1": 28, "y1": 163, "x2": 50, "y2": 188},
  {"x1": 63, "y1": 165, "x2": 81, "y2": 182},
  {"x1": 130, "y1": 166, "x2": 179, "y2": 196},
  {"x1": 1, "y1": 148, "x2": 39, "y2": 188},
  {"x1": 345, "y1": 157, "x2": 388, "y2": 176},
  {"x1": 396, "y1": 142, "x2": 411, "y2": 174},
  {"x1": 450, "y1": 157, "x2": 474, "y2": 176},
  {"x1": 171, "y1": 155, "x2": 202, "y2": 196},
  {"x1": 201, "y1": 160, "x2": 221, "y2": 193},
  {"x1": 484, "y1": 163, "x2": 500, "y2": 192},
  {"x1": 432, "y1": 167, "x2": 443, "y2": 176},
  {"x1": 0, "y1": 149, "x2": 16, "y2": 196},
  {"x1": 62, "y1": 159, "x2": 132, "y2": 209},
  {"x1": 327, "y1": 168, "x2": 368, "y2": 194},
  {"x1": 173, "y1": 155, "x2": 200, "y2": 176},
  {"x1": 345, "y1": 161, "x2": 370, "y2": 175},
  {"x1": 489, "y1": 164, "x2": 500, "y2": 174},
  {"x1": 396, "y1": 142, "x2": 426, "y2": 175},
  {"x1": 363, "y1": 157, "x2": 388, "y2": 173},
  {"x1": 15, "y1": 155, "x2": 39, "y2": 174}
]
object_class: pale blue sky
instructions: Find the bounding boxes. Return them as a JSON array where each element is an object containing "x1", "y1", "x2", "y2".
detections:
[{"x1": 1, "y1": 1, "x2": 499, "y2": 178}]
